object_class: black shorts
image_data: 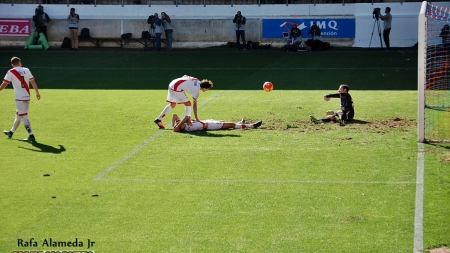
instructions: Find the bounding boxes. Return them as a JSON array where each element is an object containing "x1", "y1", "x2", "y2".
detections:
[{"x1": 339, "y1": 110, "x2": 354, "y2": 121}]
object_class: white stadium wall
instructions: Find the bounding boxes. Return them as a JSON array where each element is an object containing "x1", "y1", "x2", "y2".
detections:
[{"x1": 0, "y1": 2, "x2": 448, "y2": 48}]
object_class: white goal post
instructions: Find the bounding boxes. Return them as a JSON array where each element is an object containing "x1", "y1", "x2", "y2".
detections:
[
  {"x1": 418, "y1": 1, "x2": 426, "y2": 143},
  {"x1": 418, "y1": 1, "x2": 450, "y2": 143}
]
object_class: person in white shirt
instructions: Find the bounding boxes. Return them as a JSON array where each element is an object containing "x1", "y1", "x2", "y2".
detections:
[
  {"x1": 172, "y1": 114, "x2": 262, "y2": 132},
  {"x1": 0, "y1": 57, "x2": 41, "y2": 141},
  {"x1": 154, "y1": 75, "x2": 213, "y2": 129},
  {"x1": 67, "y1": 8, "x2": 80, "y2": 50},
  {"x1": 379, "y1": 7, "x2": 392, "y2": 50}
]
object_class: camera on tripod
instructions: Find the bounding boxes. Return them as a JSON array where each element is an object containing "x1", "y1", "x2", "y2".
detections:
[
  {"x1": 373, "y1": 8, "x2": 381, "y2": 20},
  {"x1": 147, "y1": 15, "x2": 156, "y2": 29}
]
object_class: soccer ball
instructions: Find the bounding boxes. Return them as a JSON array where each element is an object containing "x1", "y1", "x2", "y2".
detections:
[{"x1": 263, "y1": 82, "x2": 274, "y2": 92}]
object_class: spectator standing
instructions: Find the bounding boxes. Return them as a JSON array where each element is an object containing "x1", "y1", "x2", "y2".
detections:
[
  {"x1": 32, "y1": 5, "x2": 50, "y2": 41},
  {"x1": 150, "y1": 13, "x2": 163, "y2": 51},
  {"x1": 161, "y1": 12, "x2": 173, "y2": 51},
  {"x1": 67, "y1": 8, "x2": 80, "y2": 50},
  {"x1": 0, "y1": 57, "x2": 41, "y2": 142},
  {"x1": 379, "y1": 7, "x2": 392, "y2": 51},
  {"x1": 233, "y1": 11, "x2": 246, "y2": 51}
]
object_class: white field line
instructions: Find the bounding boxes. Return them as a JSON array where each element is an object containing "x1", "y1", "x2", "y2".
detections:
[
  {"x1": 414, "y1": 143, "x2": 425, "y2": 253},
  {"x1": 97, "y1": 178, "x2": 415, "y2": 184},
  {"x1": 30, "y1": 67, "x2": 413, "y2": 71},
  {"x1": 92, "y1": 91, "x2": 224, "y2": 181}
]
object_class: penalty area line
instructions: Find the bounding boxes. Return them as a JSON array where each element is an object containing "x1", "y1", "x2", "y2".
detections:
[
  {"x1": 92, "y1": 131, "x2": 163, "y2": 181},
  {"x1": 97, "y1": 178, "x2": 415, "y2": 184},
  {"x1": 92, "y1": 91, "x2": 224, "y2": 181}
]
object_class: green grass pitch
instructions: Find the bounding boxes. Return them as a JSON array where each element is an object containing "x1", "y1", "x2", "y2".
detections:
[{"x1": 0, "y1": 47, "x2": 448, "y2": 253}]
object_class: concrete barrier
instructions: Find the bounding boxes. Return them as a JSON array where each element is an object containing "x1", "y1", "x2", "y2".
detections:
[{"x1": 0, "y1": 2, "x2": 439, "y2": 48}]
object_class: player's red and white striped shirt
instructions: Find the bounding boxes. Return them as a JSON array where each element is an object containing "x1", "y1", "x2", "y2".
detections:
[
  {"x1": 168, "y1": 75, "x2": 201, "y2": 101},
  {"x1": 3, "y1": 66, "x2": 34, "y2": 101}
]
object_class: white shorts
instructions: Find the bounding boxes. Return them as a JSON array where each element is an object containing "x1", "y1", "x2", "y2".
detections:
[
  {"x1": 15, "y1": 101, "x2": 30, "y2": 116},
  {"x1": 204, "y1": 119, "x2": 224, "y2": 130},
  {"x1": 166, "y1": 89, "x2": 189, "y2": 104}
]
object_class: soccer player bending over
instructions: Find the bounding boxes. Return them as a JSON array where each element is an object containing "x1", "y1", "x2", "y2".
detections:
[
  {"x1": 172, "y1": 114, "x2": 262, "y2": 132},
  {"x1": 310, "y1": 84, "x2": 354, "y2": 126},
  {"x1": 154, "y1": 75, "x2": 213, "y2": 130}
]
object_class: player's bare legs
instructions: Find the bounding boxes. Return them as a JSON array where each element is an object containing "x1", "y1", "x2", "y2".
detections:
[
  {"x1": 155, "y1": 102, "x2": 177, "y2": 129},
  {"x1": 221, "y1": 121, "x2": 262, "y2": 129},
  {"x1": 4, "y1": 113, "x2": 21, "y2": 138},
  {"x1": 172, "y1": 114, "x2": 181, "y2": 127}
]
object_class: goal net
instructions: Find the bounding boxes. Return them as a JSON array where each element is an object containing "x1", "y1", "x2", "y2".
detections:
[{"x1": 418, "y1": 1, "x2": 450, "y2": 143}]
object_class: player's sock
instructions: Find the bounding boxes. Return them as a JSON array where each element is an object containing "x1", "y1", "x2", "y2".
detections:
[
  {"x1": 157, "y1": 105, "x2": 172, "y2": 120},
  {"x1": 11, "y1": 115, "x2": 21, "y2": 132},
  {"x1": 22, "y1": 116, "x2": 33, "y2": 135},
  {"x1": 321, "y1": 118, "x2": 331, "y2": 123},
  {"x1": 185, "y1": 106, "x2": 191, "y2": 117},
  {"x1": 234, "y1": 124, "x2": 249, "y2": 129}
]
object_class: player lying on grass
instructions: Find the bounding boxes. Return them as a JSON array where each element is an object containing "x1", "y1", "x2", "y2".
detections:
[
  {"x1": 172, "y1": 114, "x2": 262, "y2": 132},
  {"x1": 310, "y1": 84, "x2": 354, "y2": 126}
]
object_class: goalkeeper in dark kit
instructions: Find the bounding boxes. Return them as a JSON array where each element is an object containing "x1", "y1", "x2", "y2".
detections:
[{"x1": 310, "y1": 84, "x2": 354, "y2": 126}]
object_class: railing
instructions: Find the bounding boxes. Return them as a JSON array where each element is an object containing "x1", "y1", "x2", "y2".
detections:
[{"x1": 0, "y1": 0, "x2": 422, "y2": 7}]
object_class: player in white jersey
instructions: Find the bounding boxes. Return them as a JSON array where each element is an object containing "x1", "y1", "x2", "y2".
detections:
[
  {"x1": 171, "y1": 114, "x2": 262, "y2": 132},
  {"x1": 154, "y1": 75, "x2": 213, "y2": 129},
  {"x1": 0, "y1": 56, "x2": 41, "y2": 141}
]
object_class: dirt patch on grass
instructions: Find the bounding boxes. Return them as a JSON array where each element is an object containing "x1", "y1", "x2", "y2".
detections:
[
  {"x1": 428, "y1": 247, "x2": 450, "y2": 253},
  {"x1": 260, "y1": 117, "x2": 416, "y2": 133}
]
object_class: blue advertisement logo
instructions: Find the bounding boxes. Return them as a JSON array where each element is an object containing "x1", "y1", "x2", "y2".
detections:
[{"x1": 262, "y1": 19, "x2": 355, "y2": 39}]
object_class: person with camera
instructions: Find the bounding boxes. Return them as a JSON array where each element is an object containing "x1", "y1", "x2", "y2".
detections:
[
  {"x1": 378, "y1": 7, "x2": 392, "y2": 51},
  {"x1": 308, "y1": 23, "x2": 322, "y2": 41},
  {"x1": 154, "y1": 75, "x2": 213, "y2": 129},
  {"x1": 161, "y1": 12, "x2": 174, "y2": 51},
  {"x1": 286, "y1": 24, "x2": 302, "y2": 46},
  {"x1": 147, "y1": 13, "x2": 163, "y2": 51},
  {"x1": 310, "y1": 84, "x2": 354, "y2": 126},
  {"x1": 233, "y1": 11, "x2": 247, "y2": 51},
  {"x1": 32, "y1": 5, "x2": 50, "y2": 41},
  {"x1": 67, "y1": 8, "x2": 80, "y2": 50}
]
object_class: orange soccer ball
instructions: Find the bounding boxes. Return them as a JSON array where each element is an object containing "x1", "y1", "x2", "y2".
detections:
[{"x1": 263, "y1": 81, "x2": 274, "y2": 92}]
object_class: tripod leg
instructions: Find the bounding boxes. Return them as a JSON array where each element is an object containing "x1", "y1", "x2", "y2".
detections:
[
  {"x1": 369, "y1": 19, "x2": 377, "y2": 48},
  {"x1": 377, "y1": 20, "x2": 384, "y2": 49}
]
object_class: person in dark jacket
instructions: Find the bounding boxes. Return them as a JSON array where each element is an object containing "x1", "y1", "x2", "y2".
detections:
[{"x1": 310, "y1": 84, "x2": 354, "y2": 126}]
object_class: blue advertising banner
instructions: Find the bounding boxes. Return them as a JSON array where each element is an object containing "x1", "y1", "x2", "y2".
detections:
[{"x1": 262, "y1": 19, "x2": 355, "y2": 39}]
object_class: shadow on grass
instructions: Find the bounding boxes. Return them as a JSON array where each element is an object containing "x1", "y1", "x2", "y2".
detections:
[
  {"x1": 348, "y1": 119, "x2": 370, "y2": 124},
  {"x1": 427, "y1": 143, "x2": 450, "y2": 149},
  {"x1": 19, "y1": 141, "x2": 66, "y2": 154},
  {"x1": 178, "y1": 130, "x2": 242, "y2": 137}
]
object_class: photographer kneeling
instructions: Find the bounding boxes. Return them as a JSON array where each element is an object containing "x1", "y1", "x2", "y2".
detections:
[{"x1": 286, "y1": 24, "x2": 302, "y2": 46}]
